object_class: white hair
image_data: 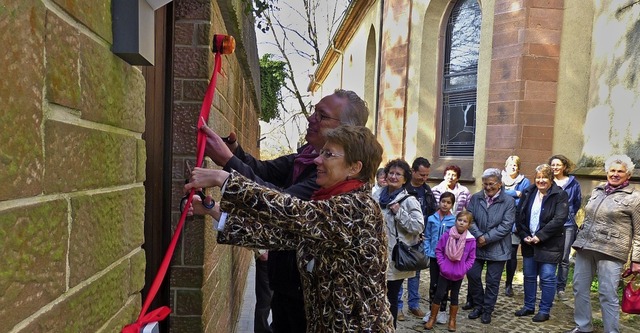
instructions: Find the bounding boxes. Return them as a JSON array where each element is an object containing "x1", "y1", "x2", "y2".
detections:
[
  {"x1": 482, "y1": 168, "x2": 502, "y2": 181},
  {"x1": 604, "y1": 154, "x2": 635, "y2": 175}
]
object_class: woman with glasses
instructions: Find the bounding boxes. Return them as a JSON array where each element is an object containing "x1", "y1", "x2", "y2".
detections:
[
  {"x1": 513, "y1": 164, "x2": 568, "y2": 323},
  {"x1": 186, "y1": 125, "x2": 394, "y2": 332},
  {"x1": 372, "y1": 158, "x2": 425, "y2": 327},
  {"x1": 548, "y1": 154, "x2": 582, "y2": 301}
]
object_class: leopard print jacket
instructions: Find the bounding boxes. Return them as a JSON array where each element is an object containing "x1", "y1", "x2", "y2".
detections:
[{"x1": 217, "y1": 171, "x2": 394, "y2": 332}]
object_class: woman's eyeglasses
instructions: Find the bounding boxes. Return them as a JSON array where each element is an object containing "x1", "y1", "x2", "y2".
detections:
[{"x1": 319, "y1": 149, "x2": 344, "y2": 159}]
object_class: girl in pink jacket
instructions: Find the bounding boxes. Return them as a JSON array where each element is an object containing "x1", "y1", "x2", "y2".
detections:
[{"x1": 425, "y1": 211, "x2": 476, "y2": 332}]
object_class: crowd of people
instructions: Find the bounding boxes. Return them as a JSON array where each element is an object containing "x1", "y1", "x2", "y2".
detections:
[{"x1": 183, "y1": 89, "x2": 639, "y2": 333}]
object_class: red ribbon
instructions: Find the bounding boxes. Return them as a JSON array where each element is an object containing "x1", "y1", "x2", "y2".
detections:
[{"x1": 121, "y1": 37, "x2": 225, "y2": 333}]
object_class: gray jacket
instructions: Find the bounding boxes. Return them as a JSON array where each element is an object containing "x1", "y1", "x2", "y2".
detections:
[
  {"x1": 572, "y1": 184, "x2": 640, "y2": 263},
  {"x1": 467, "y1": 189, "x2": 516, "y2": 261}
]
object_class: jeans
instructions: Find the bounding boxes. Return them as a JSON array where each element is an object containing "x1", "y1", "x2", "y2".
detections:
[
  {"x1": 255, "y1": 258, "x2": 273, "y2": 333},
  {"x1": 387, "y1": 279, "x2": 404, "y2": 328},
  {"x1": 398, "y1": 270, "x2": 421, "y2": 310},
  {"x1": 573, "y1": 249, "x2": 624, "y2": 333},
  {"x1": 466, "y1": 258, "x2": 506, "y2": 313},
  {"x1": 557, "y1": 226, "x2": 577, "y2": 291},
  {"x1": 522, "y1": 256, "x2": 557, "y2": 314}
]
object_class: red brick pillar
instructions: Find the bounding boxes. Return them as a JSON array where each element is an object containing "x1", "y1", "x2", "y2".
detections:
[
  {"x1": 485, "y1": 0, "x2": 564, "y2": 173},
  {"x1": 377, "y1": 0, "x2": 412, "y2": 161}
]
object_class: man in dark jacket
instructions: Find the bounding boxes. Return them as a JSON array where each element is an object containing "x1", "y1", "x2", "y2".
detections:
[
  {"x1": 202, "y1": 89, "x2": 369, "y2": 333},
  {"x1": 466, "y1": 168, "x2": 516, "y2": 325}
]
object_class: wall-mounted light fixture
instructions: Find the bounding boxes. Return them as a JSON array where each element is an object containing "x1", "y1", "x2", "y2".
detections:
[{"x1": 112, "y1": 0, "x2": 173, "y2": 66}]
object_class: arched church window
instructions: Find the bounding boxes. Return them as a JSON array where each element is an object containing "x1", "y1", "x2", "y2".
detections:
[{"x1": 440, "y1": 0, "x2": 481, "y2": 157}]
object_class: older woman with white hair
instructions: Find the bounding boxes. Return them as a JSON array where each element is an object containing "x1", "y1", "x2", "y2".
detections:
[
  {"x1": 465, "y1": 168, "x2": 516, "y2": 324},
  {"x1": 565, "y1": 154, "x2": 640, "y2": 333}
]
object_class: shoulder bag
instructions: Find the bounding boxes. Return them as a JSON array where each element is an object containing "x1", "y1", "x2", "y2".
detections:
[{"x1": 390, "y1": 195, "x2": 429, "y2": 271}]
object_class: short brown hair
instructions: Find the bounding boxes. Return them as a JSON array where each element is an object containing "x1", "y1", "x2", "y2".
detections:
[
  {"x1": 325, "y1": 125, "x2": 383, "y2": 182},
  {"x1": 535, "y1": 164, "x2": 554, "y2": 180}
]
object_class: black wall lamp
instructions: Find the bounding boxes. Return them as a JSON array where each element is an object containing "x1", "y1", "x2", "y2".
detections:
[{"x1": 112, "y1": 0, "x2": 173, "y2": 66}]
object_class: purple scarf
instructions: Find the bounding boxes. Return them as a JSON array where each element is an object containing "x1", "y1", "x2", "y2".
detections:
[
  {"x1": 292, "y1": 145, "x2": 318, "y2": 183},
  {"x1": 604, "y1": 180, "x2": 630, "y2": 195}
]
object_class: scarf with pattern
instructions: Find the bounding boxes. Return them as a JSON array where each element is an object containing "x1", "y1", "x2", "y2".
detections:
[
  {"x1": 445, "y1": 227, "x2": 468, "y2": 262},
  {"x1": 604, "y1": 180, "x2": 630, "y2": 195}
]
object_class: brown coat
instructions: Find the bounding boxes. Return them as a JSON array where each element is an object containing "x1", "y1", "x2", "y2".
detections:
[{"x1": 217, "y1": 171, "x2": 394, "y2": 333}]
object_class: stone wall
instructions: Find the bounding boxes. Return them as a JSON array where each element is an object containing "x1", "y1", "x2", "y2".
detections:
[
  {"x1": 1, "y1": 0, "x2": 260, "y2": 332},
  {"x1": 0, "y1": 0, "x2": 146, "y2": 332},
  {"x1": 171, "y1": 1, "x2": 260, "y2": 332}
]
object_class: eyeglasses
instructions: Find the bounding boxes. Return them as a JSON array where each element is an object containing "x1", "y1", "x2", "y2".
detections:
[
  {"x1": 318, "y1": 149, "x2": 344, "y2": 159},
  {"x1": 482, "y1": 181, "x2": 499, "y2": 187},
  {"x1": 387, "y1": 172, "x2": 405, "y2": 178},
  {"x1": 310, "y1": 106, "x2": 341, "y2": 122}
]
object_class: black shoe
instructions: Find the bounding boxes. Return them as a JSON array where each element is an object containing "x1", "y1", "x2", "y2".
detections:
[
  {"x1": 532, "y1": 313, "x2": 550, "y2": 322},
  {"x1": 481, "y1": 312, "x2": 492, "y2": 324},
  {"x1": 461, "y1": 302, "x2": 474, "y2": 310},
  {"x1": 564, "y1": 327, "x2": 592, "y2": 333},
  {"x1": 514, "y1": 307, "x2": 535, "y2": 317},
  {"x1": 505, "y1": 285, "x2": 514, "y2": 297},
  {"x1": 468, "y1": 307, "x2": 482, "y2": 320}
]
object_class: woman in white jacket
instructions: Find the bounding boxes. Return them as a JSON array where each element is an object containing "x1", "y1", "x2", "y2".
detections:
[{"x1": 373, "y1": 158, "x2": 425, "y2": 328}]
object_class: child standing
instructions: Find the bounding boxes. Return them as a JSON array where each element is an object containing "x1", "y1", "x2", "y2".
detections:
[
  {"x1": 425, "y1": 211, "x2": 476, "y2": 332},
  {"x1": 423, "y1": 192, "x2": 457, "y2": 324}
]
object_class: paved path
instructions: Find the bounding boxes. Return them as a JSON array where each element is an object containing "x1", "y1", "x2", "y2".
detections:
[{"x1": 236, "y1": 265, "x2": 639, "y2": 333}]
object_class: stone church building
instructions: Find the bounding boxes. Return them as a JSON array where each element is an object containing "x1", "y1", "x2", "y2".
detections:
[{"x1": 309, "y1": 0, "x2": 639, "y2": 191}]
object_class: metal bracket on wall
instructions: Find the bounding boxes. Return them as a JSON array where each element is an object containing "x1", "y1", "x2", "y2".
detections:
[{"x1": 111, "y1": 0, "x2": 173, "y2": 66}]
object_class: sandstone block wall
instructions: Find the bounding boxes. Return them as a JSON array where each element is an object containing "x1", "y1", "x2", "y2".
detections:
[{"x1": 1, "y1": 0, "x2": 146, "y2": 332}]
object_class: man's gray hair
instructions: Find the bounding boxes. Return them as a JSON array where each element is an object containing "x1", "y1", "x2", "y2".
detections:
[
  {"x1": 605, "y1": 154, "x2": 635, "y2": 175},
  {"x1": 334, "y1": 89, "x2": 368, "y2": 126},
  {"x1": 482, "y1": 168, "x2": 502, "y2": 181}
]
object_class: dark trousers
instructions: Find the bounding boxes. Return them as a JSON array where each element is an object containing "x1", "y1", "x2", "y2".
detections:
[
  {"x1": 254, "y1": 258, "x2": 273, "y2": 333},
  {"x1": 466, "y1": 259, "x2": 506, "y2": 314},
  {"x1": 387, "y1": 279, "x2": 404, "y2": 328},
  {"x1": 428, "y1": 257, "x2": 448, "y2": 311},
  {"x1": 433, "y1": 275, "x2": 462, "y2": 306},
  {"x1": 505, "y1": 244, "x2": 519, "y2": 287},
  {"x1": 270, "y1": 290, "x2": 306, "y2": 333}
]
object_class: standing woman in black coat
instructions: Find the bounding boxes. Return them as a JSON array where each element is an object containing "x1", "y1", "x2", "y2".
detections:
[{"x1": 513, "y1": 164, "x2": 569, "y2": 323}]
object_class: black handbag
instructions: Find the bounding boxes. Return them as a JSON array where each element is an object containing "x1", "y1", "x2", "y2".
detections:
[
  {"x1": 392, "y1": 238, "x2": 429, "y2": 271},
  {"x1": 390, "y1": 195, "x2": 429, "y2": 271}
]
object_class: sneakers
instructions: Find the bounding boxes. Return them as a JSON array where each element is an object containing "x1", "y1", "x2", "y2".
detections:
[
  {"x1": 422, "y1": 309, "x2": 447, "y2": 323},
  {"x1": 557, "y1": 290, "x2": 568, "y2": 301},
  {"x1": 397, "y1": 311, "x2": 405, "y2": 321},
  {"x1": 409, "y1": 307, "x2": 426, "y2": 317}
]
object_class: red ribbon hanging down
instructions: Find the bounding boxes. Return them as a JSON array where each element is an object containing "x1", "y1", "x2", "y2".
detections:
[{"x1": 122, "y1": 34, "x2": 235, "y2": 333}]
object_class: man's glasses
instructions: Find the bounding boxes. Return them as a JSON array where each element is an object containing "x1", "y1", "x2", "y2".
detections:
[
  {"x1": 310, "y1": 106, "x2": 341, "y2": 122},
  {"x1": 319, "y1": 149, "x2": 344, "y2": 159},
  {"x1": 482, "y1": 181, "x2": 499, "y2": 187}
]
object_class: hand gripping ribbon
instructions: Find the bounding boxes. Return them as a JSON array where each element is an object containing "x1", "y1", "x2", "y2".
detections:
[{"x1": 122, "y1": 34, "x2": 235, "y2": 333}]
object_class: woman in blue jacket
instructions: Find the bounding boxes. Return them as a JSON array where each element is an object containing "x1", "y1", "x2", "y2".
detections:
[
  {"x1": 548, "y1": 154, "x2": 581, "y2": 301},
  {"x1": 501, "y1": 155, "x2": 531, "y2": 297}
]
